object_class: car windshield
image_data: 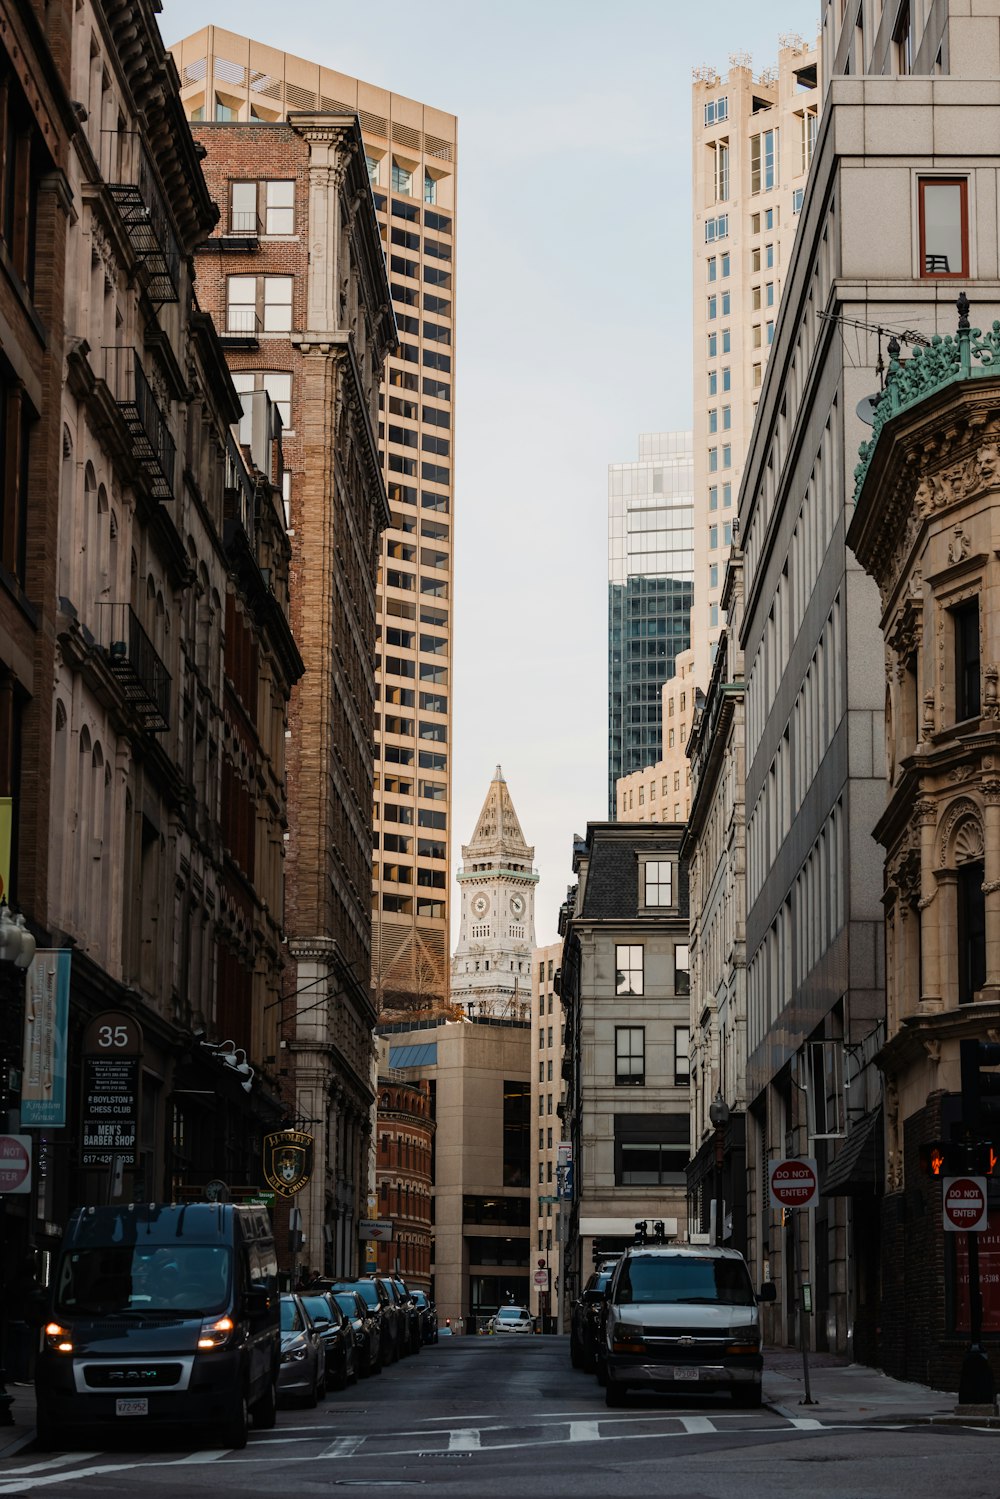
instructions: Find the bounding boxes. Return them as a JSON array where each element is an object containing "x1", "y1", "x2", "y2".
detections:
[
  {"x1": 615, "y1": 1256, "x2": 754, "y2": 1307},
  {"x1": 334, "y1": 1293, "x2": 360, "y2": 1318},
  {"x1": 55, "y1": 1245, "x2": 231, "y2": 1315},
  {"x1": 498, "y1": 1307, "x2": 527, "y2": 1320},
  {"x1": 280, "y1": 1298, "x2": 305, "y2": 1332},
  {"x1": 411, "y1": 1291, "x2": 427, "y2": 1308},
  {"x1": 336, "y1": 1281, "x2": 379, "y2": 1310},
  {"x1": 301, "y1": 1295, "x2": 336, "y2": 1325}
]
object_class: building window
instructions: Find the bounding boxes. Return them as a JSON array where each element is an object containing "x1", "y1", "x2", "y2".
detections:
[
  {"x1": 958, "y1": 859, "x2": 986, "y2": 1004},
  {"x1": 722, "y1": 406, "x2": 731, "y2": 430},
  {"x1": 708, "y1": 370, "x2": 717, "y2": 396},
  {"x1": 674, "y1": 1027, "x2": 690, "y2": 1086},
  {"x1": 226, "y1": 274, "x2": 293, "y2": 334},
  {"x1": 614, "y1": 1115, "x2": 689, "y2": 1185},
  {"x1": 265, "y1": 180, "x2": 295, "y2": 235},
  {"x1": 752, "y1": 362, "x2": 763, "y2": 387},
  {"x1": 919, "y1": 178, "x2": 968, "y2": 278},
  {"x1": 675, "y1": 944, "x2": 690, "y2": 996},
  {"x1": 765, "y1": 207, "x2": 776, "y2": 230},
  {"x1": 722, "y1": 328, "x2": 731, "y2": 353},
  {"x1": 710, "y1": 564, "x2": 718, "y2": 587},
  {"x1": 708, "y1": 408, "x2": 718, "y2": 433},
  {"x1": 503, "y1": 1081, "x2": 530, "y2": 1187},
  {"x1": 708, "y1": 447, "x2": 718, "y2": 472},
  {"x1": 366, "y1": 154, "x2": 380, "y2": 186},
  {"x1": 707, "y1": 256, "x2": 717, "y2": 282},
  {"x1": 722, "y1": 483, "x2": 732, "y2": 507},
  {"x1": 0, "y1": 381, "x2": 33, "y2": 586},
  {"x1": 713, "y1": 139, "x2": 730, "y2": 201},
  {"x1": 766, "y1": 321, "x2": 775, "y2": 345},
  {"x1": 710, "y1": 603, "x2": 719, "y2": 627},
  {"x1": 766, "y1": 281, "x2": 775, "y2": 307},
  {"x1": 708, "y1": 486, "x2": 718, "y2": 511},
  {"x1": 793, "y1": 187, "x2": 804, "y2": 214},
  {"x1": 230, "y1": 181, "x2": 258, "y2": 233},
  {"x1": 704, "y1": 96, "x2": 729, "y2": 126},
  {"x1": 644, "y1": 860, "x2": 673, "y2": 906},
  {"x1": 615, "y1": 1027, "x2": 645, "y2": 1086},
  {"x1": 424, "y1": 172, "x2": 437, "y2": 204},
  {"x1": 722, "y1": 367, "x2": 731, "y2": 391},
  {"x1": 721, "y1": 290, "x2": 730, "y2": 316},
  {"x1": 392, "y1": 160, "x2": 413, "y2": 195},
  {"x1": 707, "y1": 295, "x2": 717, "y2": 320},
  {"x1": 710, "y1": 526, "x2": 718, "y2": 549},
  {"x1": 954, "y1": 597, "x2": 981, "y2": 721},
  {"x1": 720, "y1": 252, "x2": 730, "y2": 276},
  {"x1": 707, "y1": 333, "x2": 717, "y2": 358},
  {"x1": 750, "y1": 128, "x2": 779, "y2": 194},
  {"x1": 231, "y1": 370, "x2": 292, "y2": 429},
  {"x1": 615, "y1": 944, "x2": 644, "y2": 997},
  {"x1": 800, "y1": 108, "x2": 818, "y2": 173},
  {"x1": 724, "y1": 522, "x2": 732, "y2": 545}
]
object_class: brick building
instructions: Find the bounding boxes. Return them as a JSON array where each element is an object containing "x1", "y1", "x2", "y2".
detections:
[
  {"x1": 0, "y1": 0, "x2": 76, "y2": 1332},
  {"x1": 170, "y1": 29, "x2": 459, "y2": 1017},
  {"x1": 374, "y1": 1076, "x2": 433, "y2": 1290},
  {"x1": 188, "y1": 111, "x2": 396, "y2": 1274}
]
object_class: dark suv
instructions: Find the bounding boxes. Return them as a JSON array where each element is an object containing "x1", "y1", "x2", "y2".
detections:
[{"x1": 570, "y1": 1269, "x2": 612, "y2": 1372}]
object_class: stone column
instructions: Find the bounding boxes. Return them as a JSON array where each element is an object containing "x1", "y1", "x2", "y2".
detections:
[
  {"x1": 982, "y1": 779, "x2": 1000, "y2": 989},
  {"x1": 916, "y1": 799, "x2": 942, "y2": 1012}
]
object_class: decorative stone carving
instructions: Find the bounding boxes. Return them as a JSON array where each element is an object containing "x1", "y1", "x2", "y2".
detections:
[
  {"x1": 938, "y1": 796, "x2": 983, "y2": 866},
  {"x1": 985, "y1": 665, "x2": 1000, "y2": 719},
  {"x1": 948, "y1": 524, "x2": 971, "y2": 563},
  {"x1": 921, "y1": 692, "x2": 936, "y2": 741},
  {"x1": 982, "y1": 778, "x2": 1000, "y2": 805}
]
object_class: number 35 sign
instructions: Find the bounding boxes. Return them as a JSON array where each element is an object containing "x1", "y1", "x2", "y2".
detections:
[{"x1": 81, "y1": 1011, "x2": 143, "y2": 1169}]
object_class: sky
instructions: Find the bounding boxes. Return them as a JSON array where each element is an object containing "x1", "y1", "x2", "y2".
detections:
[{"x1": 161, "y1": 0, "x2": 815, "y2": 947}]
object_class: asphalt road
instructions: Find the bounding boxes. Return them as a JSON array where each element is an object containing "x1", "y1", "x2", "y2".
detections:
[{"x1": 3, "y1": 1336, "x2": 999, "y2": 1498}]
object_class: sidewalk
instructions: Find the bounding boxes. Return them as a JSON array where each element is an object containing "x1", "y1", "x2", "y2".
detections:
[
  {"x1": 763, "y1": 1347, "x2": 959, "y2": 1424},
  {"x1": 0, "y1": 1382, "x2": 38, "y2": 1458}
]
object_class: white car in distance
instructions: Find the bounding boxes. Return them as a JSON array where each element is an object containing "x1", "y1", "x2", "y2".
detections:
[{"x1": 490, "y1": 1305, "x2": 534, "y2": 1335}]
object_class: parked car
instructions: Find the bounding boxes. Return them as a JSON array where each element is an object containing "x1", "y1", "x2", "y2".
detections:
[
  {"x1": 389, "y1": 1277, "x2": 422, "y2": 1355},
  {"x1": 600, "y1": 1244, "x2": 776, "y2": 1409},
  {"x1": 364, "y1": 1276, "x2": 407, "y2": 1360},
  {"x1": 489, "y1": 1305, "x2": 533, "y2": 1335},
  {"x1": 332, "y1": 1288, "x2": 382, "y2": 1376},
  {"x1": 298, "y1": 1290, "x2": 356, "y2": 1391},
  {"x1": 277, "y1": 1294, "x2": 326, "y2": 1407},
  {"x1": 570, "y1": 1270, "x2": 612, "y2": 1372},
  {"x1": 326, "y1": 1278, "x2": 398, "y2": 1367},
  {"x1": 410, "y1": 1289, "x2": 438, "y2": 1344}
]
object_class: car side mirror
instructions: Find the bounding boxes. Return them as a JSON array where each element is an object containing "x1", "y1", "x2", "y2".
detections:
[{"x1": 757, "y1": 1282, "x2": 777, "y2": 1303}]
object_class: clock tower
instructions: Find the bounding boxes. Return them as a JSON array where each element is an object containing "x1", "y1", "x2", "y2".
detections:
[{"x1": 451, "y1": 766, "x2": 538, "y2": 1019}]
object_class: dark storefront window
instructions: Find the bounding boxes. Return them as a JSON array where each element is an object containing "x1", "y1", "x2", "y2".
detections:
[
  {"x1": 958, "y1": 859, "x2": 986, "y2": 1004},
  {"x1": 463, "y1": 1195, "x2": 530, "y2": 1227}
]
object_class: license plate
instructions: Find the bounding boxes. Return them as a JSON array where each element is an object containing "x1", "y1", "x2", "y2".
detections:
[
  {"x1": 673, "y1": 1368, "x2": 700, "y2": 1381},
  {"x1": 116, "y1": 1397, "x2": 148, "y2": 1416}
]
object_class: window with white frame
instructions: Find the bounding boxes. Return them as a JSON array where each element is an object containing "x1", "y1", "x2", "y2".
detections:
[
  {"x1": 615, "y1": 944, "x2": 643, "y2": 996},
  {"x1": 675, "y1": 944, "x2": 690, "y2": 995},
  {"x1": 392, "y1": 160, "x2": 413, "y2": 195},
  {"x1": 615, "y1": 1026, "x2": 645, "y2": 1086},
  {"x1": 674, "y1": 1027, "x2": 690, "y2": 1086},
  {"x1": 644, "y1": 860, "x2": 673, "y2": 906},
  {"x1": 265, "y1": 180, "x2": 295, "y2": 234},
  {"x1": 750, "y1": 128, "x2": 779, "y2": 194}
]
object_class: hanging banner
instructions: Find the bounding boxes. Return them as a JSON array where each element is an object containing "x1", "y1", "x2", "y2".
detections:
[
  {"x1": 81, "y1": 1011, "x2": 142, "y2": 1167},
  {"x1": 21, "y1": 950, "x2": 71, "y2": 1127},
  {"x1": 0, "y1": 797, "x2": 11, "y2": 901}
]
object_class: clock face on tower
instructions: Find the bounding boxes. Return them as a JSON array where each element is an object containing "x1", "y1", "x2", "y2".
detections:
[
  {"x1": 510, "y1": 893, "x2": 525, "y2": 919},
  {"x1": 472, "y1": 892, "x2": 490, "y2": 918}
]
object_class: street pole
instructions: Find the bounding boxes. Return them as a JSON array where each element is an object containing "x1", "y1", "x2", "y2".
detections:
[{"x1": 795, "y1": 1207, "x2": 815, "y2": 1405}]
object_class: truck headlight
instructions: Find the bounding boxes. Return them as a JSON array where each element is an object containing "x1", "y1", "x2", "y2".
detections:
[
  {"x1": 611, "y1": 1321, "x2": 645, "y2": 1354},
  {"x1": 45, "y1": 1322, "x2": 73, "y2": 1353},
  {"x1": 197, "y1": 1315, "x2": 235, "y2": 1350}
]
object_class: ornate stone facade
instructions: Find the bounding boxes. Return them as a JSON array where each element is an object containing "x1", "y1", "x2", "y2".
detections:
[{"x1": 848, "y1": 297, "x2": 1000, "y2": 1390}]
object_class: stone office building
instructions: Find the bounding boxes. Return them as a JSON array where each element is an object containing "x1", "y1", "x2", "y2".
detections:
[{"x1": 559, "y1": 823, "x2": 691, "y2": 1298}]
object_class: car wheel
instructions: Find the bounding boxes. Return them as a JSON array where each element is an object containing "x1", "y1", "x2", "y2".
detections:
[
  {"x1": 604, "y1": 1380, "x2": 628, "y2": 1409},
  {"x1": 732, "y1": 1383, "x2": 763, "y2": 1409},
  {"x1": 251, "y1": 1377, "x2": 277, "y2": 1430},
  {"x1": 223, "y1": 1392, "x2": 250, "y2": 1449}
]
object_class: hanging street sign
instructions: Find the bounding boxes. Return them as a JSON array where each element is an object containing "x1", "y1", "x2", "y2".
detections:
[
  {"x1": 769, "y1": 1157, "x2": 819, "y2": 1211},
  {"x1": 359, "y1": 1219, "x2": 394, "y2": 1242},
  {"x1": 81, "y1": 1011, "x2": 142, "y2": 1168},
  {"x1": 21, "y1": 950, "x2": 71, "y2": 1127},
  {"x1": 263, "y1": 1129, "x2": 314, "y2": 1196},
  {"x1": 943, "y1": 1175, "x2": 988, "y2": 1232}
]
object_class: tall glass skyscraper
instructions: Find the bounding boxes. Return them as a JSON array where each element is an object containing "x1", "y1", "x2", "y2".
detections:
[{"x1": 608, "y1": 433, "x2": 694, "y2": 815}]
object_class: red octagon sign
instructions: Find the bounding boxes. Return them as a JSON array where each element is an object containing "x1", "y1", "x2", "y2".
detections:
[
  {"x1": 0, "y1": 1134, "x2": 32, "y2": 1195},
  {"x1": 943, "y1": 1175, "x2": 988, "y2": 1232},
  {"x1": 769, "y1": 1157, "x2": 818, "y2": 1211}
]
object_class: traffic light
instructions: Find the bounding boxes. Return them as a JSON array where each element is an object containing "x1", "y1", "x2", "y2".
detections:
[
  {"x1": 975, "y1": 1141, "x2": 999, "y2": 1177},
  {"x1": 919, "y1": 1141, "x2": 948, "y2": 1177},
  {"x1": 961, "y1": 1039, "x2": 1000, "y2": 1134}
]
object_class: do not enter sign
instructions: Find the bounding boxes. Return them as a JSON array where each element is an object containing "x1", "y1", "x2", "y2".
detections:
[
  {"x1": 769, "y1": 1157, "x2": 819, "y2": 1211},
  {"x1": 943, "y1": 1175, "x2": 988, "y2": 1232}
]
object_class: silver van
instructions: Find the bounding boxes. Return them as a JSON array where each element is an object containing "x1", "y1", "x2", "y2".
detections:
[{"x1": 600, "y1": 1243, "x2": 775, "y2": 1408}]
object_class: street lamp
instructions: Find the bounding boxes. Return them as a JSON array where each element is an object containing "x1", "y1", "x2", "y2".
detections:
[{"x1": 709, "y1": 1091, "x2": 730, "y2": 1246}]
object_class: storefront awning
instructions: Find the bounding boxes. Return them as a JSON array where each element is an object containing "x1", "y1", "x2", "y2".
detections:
[{"x1": 821, "y1": 1106, "x2": 883, "y2": 1197}]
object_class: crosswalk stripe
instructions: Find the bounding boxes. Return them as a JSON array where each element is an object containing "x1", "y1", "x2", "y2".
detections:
[
  {"x1": 679, "y1": 1417, "x2": 716, "y2": 1434},
  {"x1": 568, "y1": 1421, "x2": 602, "y2": 1443},
  {"x1": 448, "y1": 1428, "x2": 481, "y2": 1450},
  {"x1": 320, "y1": 1437, "x2": 365, "y2": 1457}
]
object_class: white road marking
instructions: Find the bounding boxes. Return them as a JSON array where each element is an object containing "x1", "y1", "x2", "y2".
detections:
[
  {"x1": 321, "y1": 1436, "x2": 366, "y2": 1457},
  {"x1": 787, "y1": 1417, "x2": 825, "y2": 1430},
  {"x1": 448, "y1": 1427, "x2": 481, "y2": 1450},
  {"x1": 568, "y1": 1421, "x2": 602, "y2": 1443},
  {"x1": 173, "y1": 1449, "x2": 231, "y2": 1462},
  {"x1": 1, "y1": 1453, "x2": 99, "y2": 1476},
  {"x1": 679, "y1": 1417, "x2": 716, "y2": 1434}
]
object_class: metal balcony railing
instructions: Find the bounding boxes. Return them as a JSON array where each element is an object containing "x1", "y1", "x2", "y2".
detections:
[
  {"x1": 97, "y1": 602, "x2": 171, "y2": 732},
  {"x1": 104, "y1": 348, "x2": 176, "y2": 502},
  {"x1": 106, "y1": 138, "x2": 180, "y2": 303},
  {"x1": 222, "y1": 307, "x2": 262, "y2": 344},
  {"x1": 228, "y1": 208, "x2": 263, "y2": 238}
]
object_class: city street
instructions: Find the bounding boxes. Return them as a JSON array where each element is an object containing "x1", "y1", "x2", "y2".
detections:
[{"x1": 2, "y1": 1337, "x2": 998, "y2": 1499}]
